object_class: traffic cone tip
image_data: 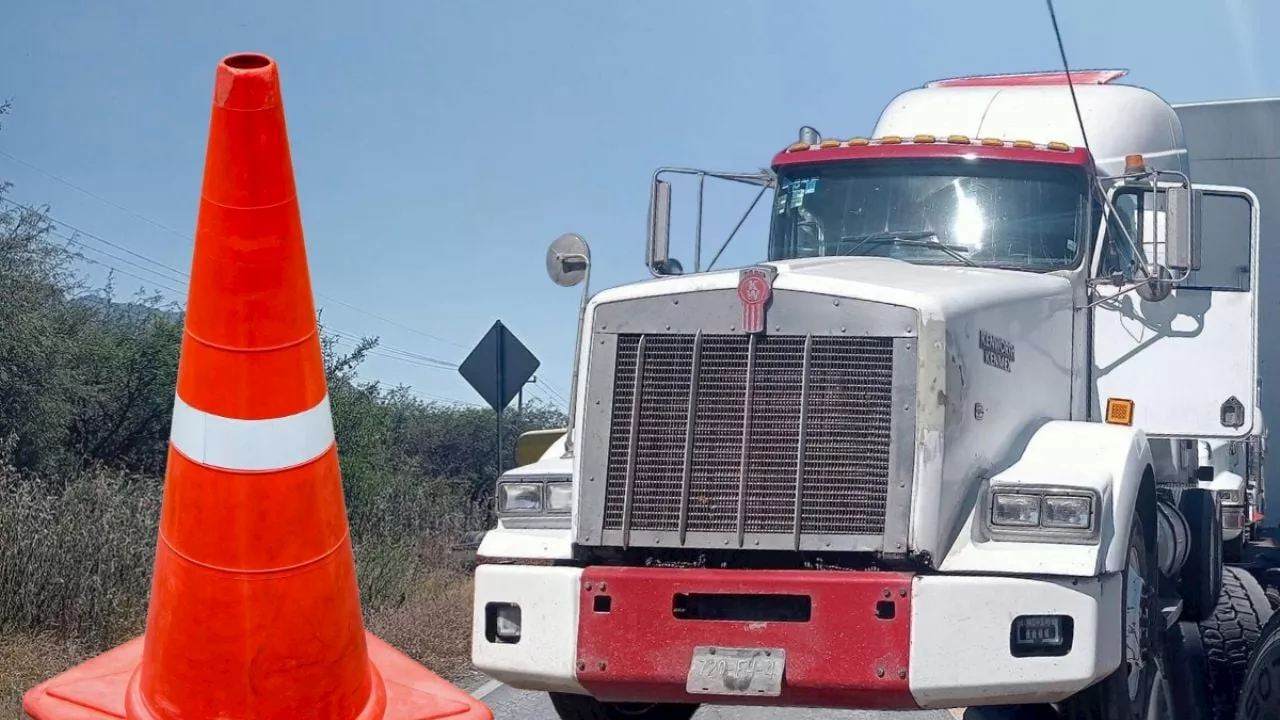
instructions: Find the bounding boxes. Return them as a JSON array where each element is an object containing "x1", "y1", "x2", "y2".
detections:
[{"x1": 215, "y1": 53, "x2": 280, "y2": 111}]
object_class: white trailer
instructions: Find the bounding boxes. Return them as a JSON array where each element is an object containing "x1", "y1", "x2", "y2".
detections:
[{"x1": 471, "y1": 71, "x2": 1278, "y2": 720}]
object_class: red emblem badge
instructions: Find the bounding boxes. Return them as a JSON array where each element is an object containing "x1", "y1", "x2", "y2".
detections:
[{"x1": 737, "y1": 267, "x2": 775, "y2": 334}]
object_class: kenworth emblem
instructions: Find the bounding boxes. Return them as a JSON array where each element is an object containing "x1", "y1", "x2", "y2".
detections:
[{"x1": 737, "y1": 266, "x2": 776, "y2": 334}]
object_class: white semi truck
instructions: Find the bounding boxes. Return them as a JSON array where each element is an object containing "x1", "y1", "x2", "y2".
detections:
[{"x1": 472, "y1": 71, "x2": 1280, "y2": 719}]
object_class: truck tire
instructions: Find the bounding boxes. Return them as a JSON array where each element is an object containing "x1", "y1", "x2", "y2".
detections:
[
  {"x1": 1179, "y1": 488, "x2": 1224, "y2": 623},
  {"x1": 1195, "y1": 566, "x2": 1273, "y2": 720},
  {"x1": 1164, "y1": 620, "x2": 1214, "y2": 720},
  {"x1": 1060, "y1": 512, "x2": 1171, "y2": 720},
  {"x1": 547, "y1": 692, "x2": 698, "y2": 720},
  {"x1": 1225, "y1": 534, "x2": 1246, "y2": 564},
  {"x1": 1236, "y1": 611, "x2": 1280, "y2": 720}
]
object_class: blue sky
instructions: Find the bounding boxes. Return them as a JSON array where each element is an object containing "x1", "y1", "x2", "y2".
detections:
[{"x1": 2, "y1": 0, "x2": 1277, "y2": 410}]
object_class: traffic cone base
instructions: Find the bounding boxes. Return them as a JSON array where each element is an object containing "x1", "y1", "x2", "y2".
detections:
[
  {"x1": 22, "y1": 52, "x2": 492, "y2": 720},
  {"x1": 24, "y1": 634, "x2": 484, "y2": 719}
]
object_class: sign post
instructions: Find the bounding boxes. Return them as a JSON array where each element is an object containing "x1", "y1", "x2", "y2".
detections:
[{"x1": 459, "y1": 320, "x2": 540, "y2": 473}]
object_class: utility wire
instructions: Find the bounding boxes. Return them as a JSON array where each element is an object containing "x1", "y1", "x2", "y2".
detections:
[
  {"x1": 8, "y1": 200, "x2": 479, "y2": 405},
  {"x1": 0, "y1": 158, "x2": 568, "y2": 411},
  {"x1": 0, "y1": 159, "x2": 467, "y2": 350}
]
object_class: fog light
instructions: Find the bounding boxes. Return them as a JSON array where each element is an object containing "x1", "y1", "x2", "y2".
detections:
[
  {"x1": 485, "y1": 602, "x2": 522, "y2": 644},
  {"x1": 1010, "y1": 615, "x2": 1073, "y2": 658}
]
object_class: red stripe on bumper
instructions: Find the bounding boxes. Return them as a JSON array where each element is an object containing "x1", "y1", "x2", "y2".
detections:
[{"x1": 575, "y1": 567, "x2": 916, "y2": 709}]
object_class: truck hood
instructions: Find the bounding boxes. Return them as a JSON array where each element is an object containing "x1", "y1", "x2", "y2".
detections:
[
  {"x1": 590, "y1": 256, "x2": 1072, "y2": 319},
  {"x1": 583, "y1": 257, "x2": 1077, "y2": 564}
]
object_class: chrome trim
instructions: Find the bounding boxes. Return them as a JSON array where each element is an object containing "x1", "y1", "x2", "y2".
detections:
[
  {"x1": 621, "y1": 334, "x2": 647, "y2": 548},
  {"x1": 576, "y1": 287, "x2": 920, "y2": 554},
  {"x1": 735, "y1": 333, "x2": 758, "y2": 547},
  {"x1": 677, "y1": 331, "x2": 702, "y2": 546},
  {"x1": 980, "y1": 481, "x2": 1104, "y2": 546},
  {"x1": 792, "y1": 334, "x2": 813, "y2": 551}
]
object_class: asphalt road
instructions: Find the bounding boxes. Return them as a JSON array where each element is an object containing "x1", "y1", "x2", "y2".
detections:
[{"x1": 474, "y1": 681, "x2": 962, "y2": 720}]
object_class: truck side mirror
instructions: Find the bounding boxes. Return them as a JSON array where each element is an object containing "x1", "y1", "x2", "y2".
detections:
[
  {"x1": 1165, "y1": 186, "x2": 1202, "y2": 273},
  {"x1": 646, "y1": 179, "x2": 682, "y2": 275}
]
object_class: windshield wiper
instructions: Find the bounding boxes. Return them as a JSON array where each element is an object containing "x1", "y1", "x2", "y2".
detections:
[{"x1": 840, "y1": 230, "x2": 979, "y2": 268}]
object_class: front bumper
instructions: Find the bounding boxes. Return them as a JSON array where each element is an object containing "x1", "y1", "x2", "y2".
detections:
[{"x1": 472, "y1": 564, "x2": 1122, "y2": 710}]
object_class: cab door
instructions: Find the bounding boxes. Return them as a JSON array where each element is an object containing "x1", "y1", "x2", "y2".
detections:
[{"x1": 1090, "y1": 184, "x2": 1260, "y2": 438}]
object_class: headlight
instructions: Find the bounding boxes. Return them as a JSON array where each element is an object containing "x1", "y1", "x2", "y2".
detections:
[
  {"x1": 985, "y1": 484, "x2": 1100, "y2": 543},
  {"x1": 498, "y1": 482, "x2": 544, "y2": 513},
  {"x1": 546, "y1": 481, "x2": 573, "y2": 512},
  {"x1": 495, "y1": 476, "x2": 573, "y2": 516}
]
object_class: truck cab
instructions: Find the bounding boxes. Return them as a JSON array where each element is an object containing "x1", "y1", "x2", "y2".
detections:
[{"x1": 472, "y1": 70, "x2": 1267, "y2": 720}]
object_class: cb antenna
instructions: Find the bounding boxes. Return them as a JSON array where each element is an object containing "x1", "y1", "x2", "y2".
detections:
[
  {"x1": 1045, "y1": 0, "x2": 1093, "y2": 157},
  {"x1": 1045, "y1": 0, "x2": 1170, "y2": 298}
]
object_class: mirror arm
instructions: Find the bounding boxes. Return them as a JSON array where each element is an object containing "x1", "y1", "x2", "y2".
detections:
[{"x1": 706, "y1": 181, "x2": 771, "y2": 271}]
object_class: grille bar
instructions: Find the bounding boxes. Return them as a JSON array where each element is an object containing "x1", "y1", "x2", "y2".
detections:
[
  {"x1": 792, "y1": 334, "x2": 813, "y2": 551},
  {"x1": 677, "y1": 331, "x2": 702, "y2": 546},
  {"x1": 620, "y1": 334, "x2": 647, "y2": 548},
  {"x1": 735, "y1": 333, "x2": 758, "y2": 548},
  {"x1": 602, "y1": 332, "x2": 896, "y2": 546}
]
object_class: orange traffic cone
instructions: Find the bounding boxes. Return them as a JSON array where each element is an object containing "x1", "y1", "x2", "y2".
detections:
[{"x1": 22, "y1": 53, "x2": 493, "y2": 720}]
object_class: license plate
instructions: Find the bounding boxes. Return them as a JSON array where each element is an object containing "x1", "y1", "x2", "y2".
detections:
[{"x1": 685, "y1": 646, "x2": 786, "y2": 697}]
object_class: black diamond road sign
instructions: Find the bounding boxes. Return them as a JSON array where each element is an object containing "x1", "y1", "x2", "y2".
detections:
[{"x1": 458, "y1": 320, "x2": 541, "y2": 413}]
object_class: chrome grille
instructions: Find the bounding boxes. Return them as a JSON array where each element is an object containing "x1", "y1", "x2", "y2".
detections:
[{"x1": 602, "y1": 333, "x2": 895, "y2": 544}]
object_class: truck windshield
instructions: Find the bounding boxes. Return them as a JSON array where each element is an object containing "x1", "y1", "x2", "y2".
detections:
[{"x1": 767, "y1": 158, "x2": 1090, "y2": 271}]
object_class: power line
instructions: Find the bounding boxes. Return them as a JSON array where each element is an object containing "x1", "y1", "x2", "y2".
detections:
[
  {"x1": 0, "y1": 161, "x2": 467, "y2": 350},
  {"x1": 534, "y1": 377, "x2": 570, "y2": 408},
  {"x1": 9, "y1": 196, "x2": 467, "y2": 367},
  {"x1": 50, "y1": 229, "x2": 189, "y2": 290},
  {"x1": 5, "y1": 199, "x2": 479, "y2": 403}
]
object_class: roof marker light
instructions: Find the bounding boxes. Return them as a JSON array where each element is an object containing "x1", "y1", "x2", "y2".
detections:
[
  {"x1": 819, "y1": 139, "x2": 841, "y2": 149},
  {"x1": 879, "y1": 135, "x2": 903, "y2": 145},
  {"x1": 788, "y1": 142, "x2": 811, "y2": 153},
  {"x1": 947, "y1": 135, "x2": 971, "y2": 144},
  {"x1": 981, "y1": 137, "x2": 1004, "y2": 146},
  {"x1": 1012, "y1": 140, "x2": 1035, "y2": 149},
  {"x1": 847, "y1": 137, "x2": 871, "y2": 146},
  {"x1": 913, "y1": 134, "x2": 937, "y2": 144},
  {"x1": 1047, "y1": 141, "x2": 1072, "y2": 152}
]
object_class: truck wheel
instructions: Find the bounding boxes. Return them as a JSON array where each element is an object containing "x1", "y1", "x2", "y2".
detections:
[
  {"x1": 1179, "y1": 488, "x2": 1224, "y2": 623},
  {"x1": 1164, "y1": 620, "x2": 1213, "y2": 719},
  {"x1": 1236, "y1": 611, "x2": 1280, "y2": 720},
  {"x1": 1195, "y1": 566, "x2": 1273, "y2": 720},
  {"x1": 1224, "y1": 534, "x2": 1246, "y2": 564},
  {"x1": 547, "y1": 692, "x2": 698, "y2": 720},
  {"x1": 1265, "y1": 586, "x2": 1280, "y2": 611},
  {"x1": 1061, "y1": 512, "x2": 1171, "y2": 720}
]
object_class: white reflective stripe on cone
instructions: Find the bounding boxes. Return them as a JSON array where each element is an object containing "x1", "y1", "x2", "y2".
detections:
[{"x1": 169, "y1": 392, "x2": 336, "y2": 472}]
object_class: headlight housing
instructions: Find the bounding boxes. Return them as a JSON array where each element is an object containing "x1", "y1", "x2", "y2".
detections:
[
  {"x1": 496, "y1": 476, "x2": 572, "y2": 515},
  {"x1": 497, "y1": 482, "x2": 545, "y2": 514},
  {"x1": 983, "y1": 484, "x2": 1101, "y2": 544}
]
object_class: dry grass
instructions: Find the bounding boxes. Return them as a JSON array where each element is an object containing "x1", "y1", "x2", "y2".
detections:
[
  {"x1": 365, "y1": 570, "x2": 481, "y2": 685},
  {"x1": 0, "y1": 635, "x2": 88, "y2": 720},
  {"x1": 0, "y1": 460, "x2": 486, "y2": 718},
  {"x1": 0, "y1": 571, "x2": 481, "y2": 720}
]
